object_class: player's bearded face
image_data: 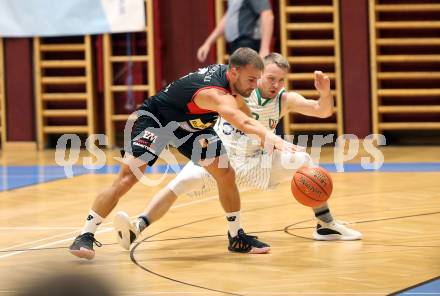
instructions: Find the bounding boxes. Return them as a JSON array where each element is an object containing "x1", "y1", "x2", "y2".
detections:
[
  {"x1": 232, "y1": 66, "x2": 261, "y2": 97},
  {"x1": 233, "y1": 79, "x2": 253, "y2": 97},
  {"x1": 259, "y1": 63, "x2": 287, "y2": 99}
]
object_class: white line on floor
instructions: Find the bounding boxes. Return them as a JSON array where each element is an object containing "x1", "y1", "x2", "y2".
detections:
[
  {"x1": 0, "y1": 195, "x2": 217, "y2": 260},
  {"x1": 0, "y1": 227, "x2": 80, "y2": 231}
]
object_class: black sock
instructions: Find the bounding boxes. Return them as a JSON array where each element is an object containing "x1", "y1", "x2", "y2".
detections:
[
  {"x1": 137, "y1": 215, "x2": 150, "y2": 232},
  {"x1": 314, "y1": 206, "x2": 334, "y2": 224}
]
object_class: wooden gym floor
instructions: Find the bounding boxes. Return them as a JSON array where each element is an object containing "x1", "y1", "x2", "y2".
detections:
[{"x1": 0, "y1": 146, "x2": 439, "y2": 295}]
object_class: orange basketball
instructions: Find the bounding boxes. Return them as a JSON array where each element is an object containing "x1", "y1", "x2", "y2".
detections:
[{"x1": 291, "y1": 166, "x2": 333, "y2": 207}]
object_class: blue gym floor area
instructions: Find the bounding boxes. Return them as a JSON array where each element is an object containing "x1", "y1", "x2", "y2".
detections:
[{"x1": 1, "y1": 162, "x2": 440, "y2": 191}]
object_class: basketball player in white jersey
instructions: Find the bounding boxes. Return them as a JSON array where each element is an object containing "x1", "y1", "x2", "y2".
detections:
[{"x1": 114, "y1": 53, "x2": 362, "y2": 253}]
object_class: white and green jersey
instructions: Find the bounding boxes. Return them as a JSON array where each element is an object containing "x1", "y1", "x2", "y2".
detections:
[
  {"x1": 214, "y1": 87, "x2": 285, "y2": 157},
  {"x1": 171, "y1": 87, "x2": 313, "y2": 198},
  {"x1": 184, "y1": 88, "x2": 286, "y2": 196}
]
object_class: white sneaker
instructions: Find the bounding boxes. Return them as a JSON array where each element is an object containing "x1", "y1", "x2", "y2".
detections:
[
  {"x1": 113, "y1": 211, "x2": 139, "y2": 250},
  {"x1": 313, "y1": 220, "x2": 362, "y2": 241}
]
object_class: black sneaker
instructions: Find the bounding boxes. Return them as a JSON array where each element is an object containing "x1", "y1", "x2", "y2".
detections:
[
  {"x1": 228, "y1": 229, "x2": 270, "y2": 254},
  {"x1": 69, "y1": 232, "x2": 102, "y2": 260}
]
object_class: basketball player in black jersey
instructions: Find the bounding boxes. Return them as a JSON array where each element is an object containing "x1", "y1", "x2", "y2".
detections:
[{"x1": 69, "y1": 48, "x2": 302, "y2": 259}]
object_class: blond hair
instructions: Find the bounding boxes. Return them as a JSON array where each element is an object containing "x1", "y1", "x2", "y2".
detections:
[{"x1": 263, "y1": 53, "x2": 290, "y2": 71}]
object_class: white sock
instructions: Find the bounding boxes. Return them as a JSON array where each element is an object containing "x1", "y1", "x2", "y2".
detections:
[
  {"x1": 226, "y1": 211, "x2": 241, "y2": 237},
  {"x1": 81, "y1": 210, "x2": 103, "y2": 235}
]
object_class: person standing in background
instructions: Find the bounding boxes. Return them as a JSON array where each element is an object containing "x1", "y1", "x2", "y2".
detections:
[{"x1": 197, "y1": 0, "x2": 274, "y2": 62}]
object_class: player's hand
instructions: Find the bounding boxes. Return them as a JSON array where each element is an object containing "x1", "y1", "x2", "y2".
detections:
[
  {"x1": 259, "y1": 47, "x2": 269, "y2": 59},
  {"x1": 274, "y1": 140, "x2": 306, "y2": 153},
  {"x1": 263, "y1": 132, "x2": 305, "y2": 154},
  {"x1": 314, "y1": 71, "x2": 331, "y2": 94},
  {"x1": 197, "y1": 44, "x2": 211, "y2": 62},
  {"x1": 267, "y1": 133, "x2": 305, "y2": 153}
]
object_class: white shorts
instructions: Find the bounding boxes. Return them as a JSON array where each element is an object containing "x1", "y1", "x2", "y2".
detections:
[{"x1": 167, "y1": 150, "x2": 313, "y2": 198}]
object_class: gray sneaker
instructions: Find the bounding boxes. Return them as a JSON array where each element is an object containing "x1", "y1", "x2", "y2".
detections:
[{"x1": 69, "y1": 232, "x2": 102, "y2": 260}]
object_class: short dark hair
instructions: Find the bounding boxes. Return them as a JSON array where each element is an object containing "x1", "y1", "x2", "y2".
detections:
[
  {"x1": 228, "y1": 47, "x2": 264, "y2": 71},
  {"x1": 263, "y1": 53, "x2": 290, "y2": 71}
]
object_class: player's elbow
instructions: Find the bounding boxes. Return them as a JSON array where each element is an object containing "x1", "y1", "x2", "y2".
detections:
[
  {"x1": 318, "y1": 106, "x2": 334, "y2": 118},
  {"x1": 314, "y1": 103, "x2": 334, "y2": 118}
]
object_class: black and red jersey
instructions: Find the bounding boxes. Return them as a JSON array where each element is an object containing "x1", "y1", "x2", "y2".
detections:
[{"x1": 141, "y1": 64, "x2": 231, "y2": 132}]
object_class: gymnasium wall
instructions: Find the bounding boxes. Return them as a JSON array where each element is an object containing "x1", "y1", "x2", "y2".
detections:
[
  {"x1": 340, "y1": 0, "x2": 370, "y2": 137},
  {"x1": 4, "y1": 39, "x2": 34, "y2": 141},
  {"x1": 1, "y1": 0, "x2": 429, "y2": 144}
]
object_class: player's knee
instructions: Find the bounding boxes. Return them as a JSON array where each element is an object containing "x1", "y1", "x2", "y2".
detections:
[
  {"x1": 119, "y1": 169, "x2": 139, "y2": 188},
  {"x1": 167, "y1": 176, "x2": 199, "y2": 196}
]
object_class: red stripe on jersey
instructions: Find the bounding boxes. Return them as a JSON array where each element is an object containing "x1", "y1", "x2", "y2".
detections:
[
  {"x1": 187, "y1": 101, "x2": 213, "y2": 114},
  {"x1": 187, "y1": 86, "x2": 230, "y2": 114}
]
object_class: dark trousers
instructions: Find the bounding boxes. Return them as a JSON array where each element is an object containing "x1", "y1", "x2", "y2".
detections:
[{"x1": 228, "y1": 37, "x2": 261, "y2": 54}]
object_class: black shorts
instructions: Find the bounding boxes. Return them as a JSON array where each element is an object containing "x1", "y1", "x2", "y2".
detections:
[{"x1": 123, "y1": 107, "x2": 226, "y2": 166}]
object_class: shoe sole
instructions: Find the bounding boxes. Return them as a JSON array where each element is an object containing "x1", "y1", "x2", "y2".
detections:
[
  {"x1": 114, "y1": 211, "x2": 135, "y2": 250},
  {"x1": 229, "y1": 246, "x2": 271, "y2": 254},
  {"x1": 313, "y1": 232, "x2": 362, "y2": 241},
  {"x1": 249, "y1": 246, "x2": 271, "y2": 254},
  {"x1": 69, "y1": 248, "x2": 95, "y2": 260}
]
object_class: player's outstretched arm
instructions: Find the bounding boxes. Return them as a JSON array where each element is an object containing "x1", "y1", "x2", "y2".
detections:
[
  {"x1": 195, "y1": 88, "x2": 303, "y2": 153},
  {"x1": 281, "y1": 70, "x2": 334, "y2": 118}
]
